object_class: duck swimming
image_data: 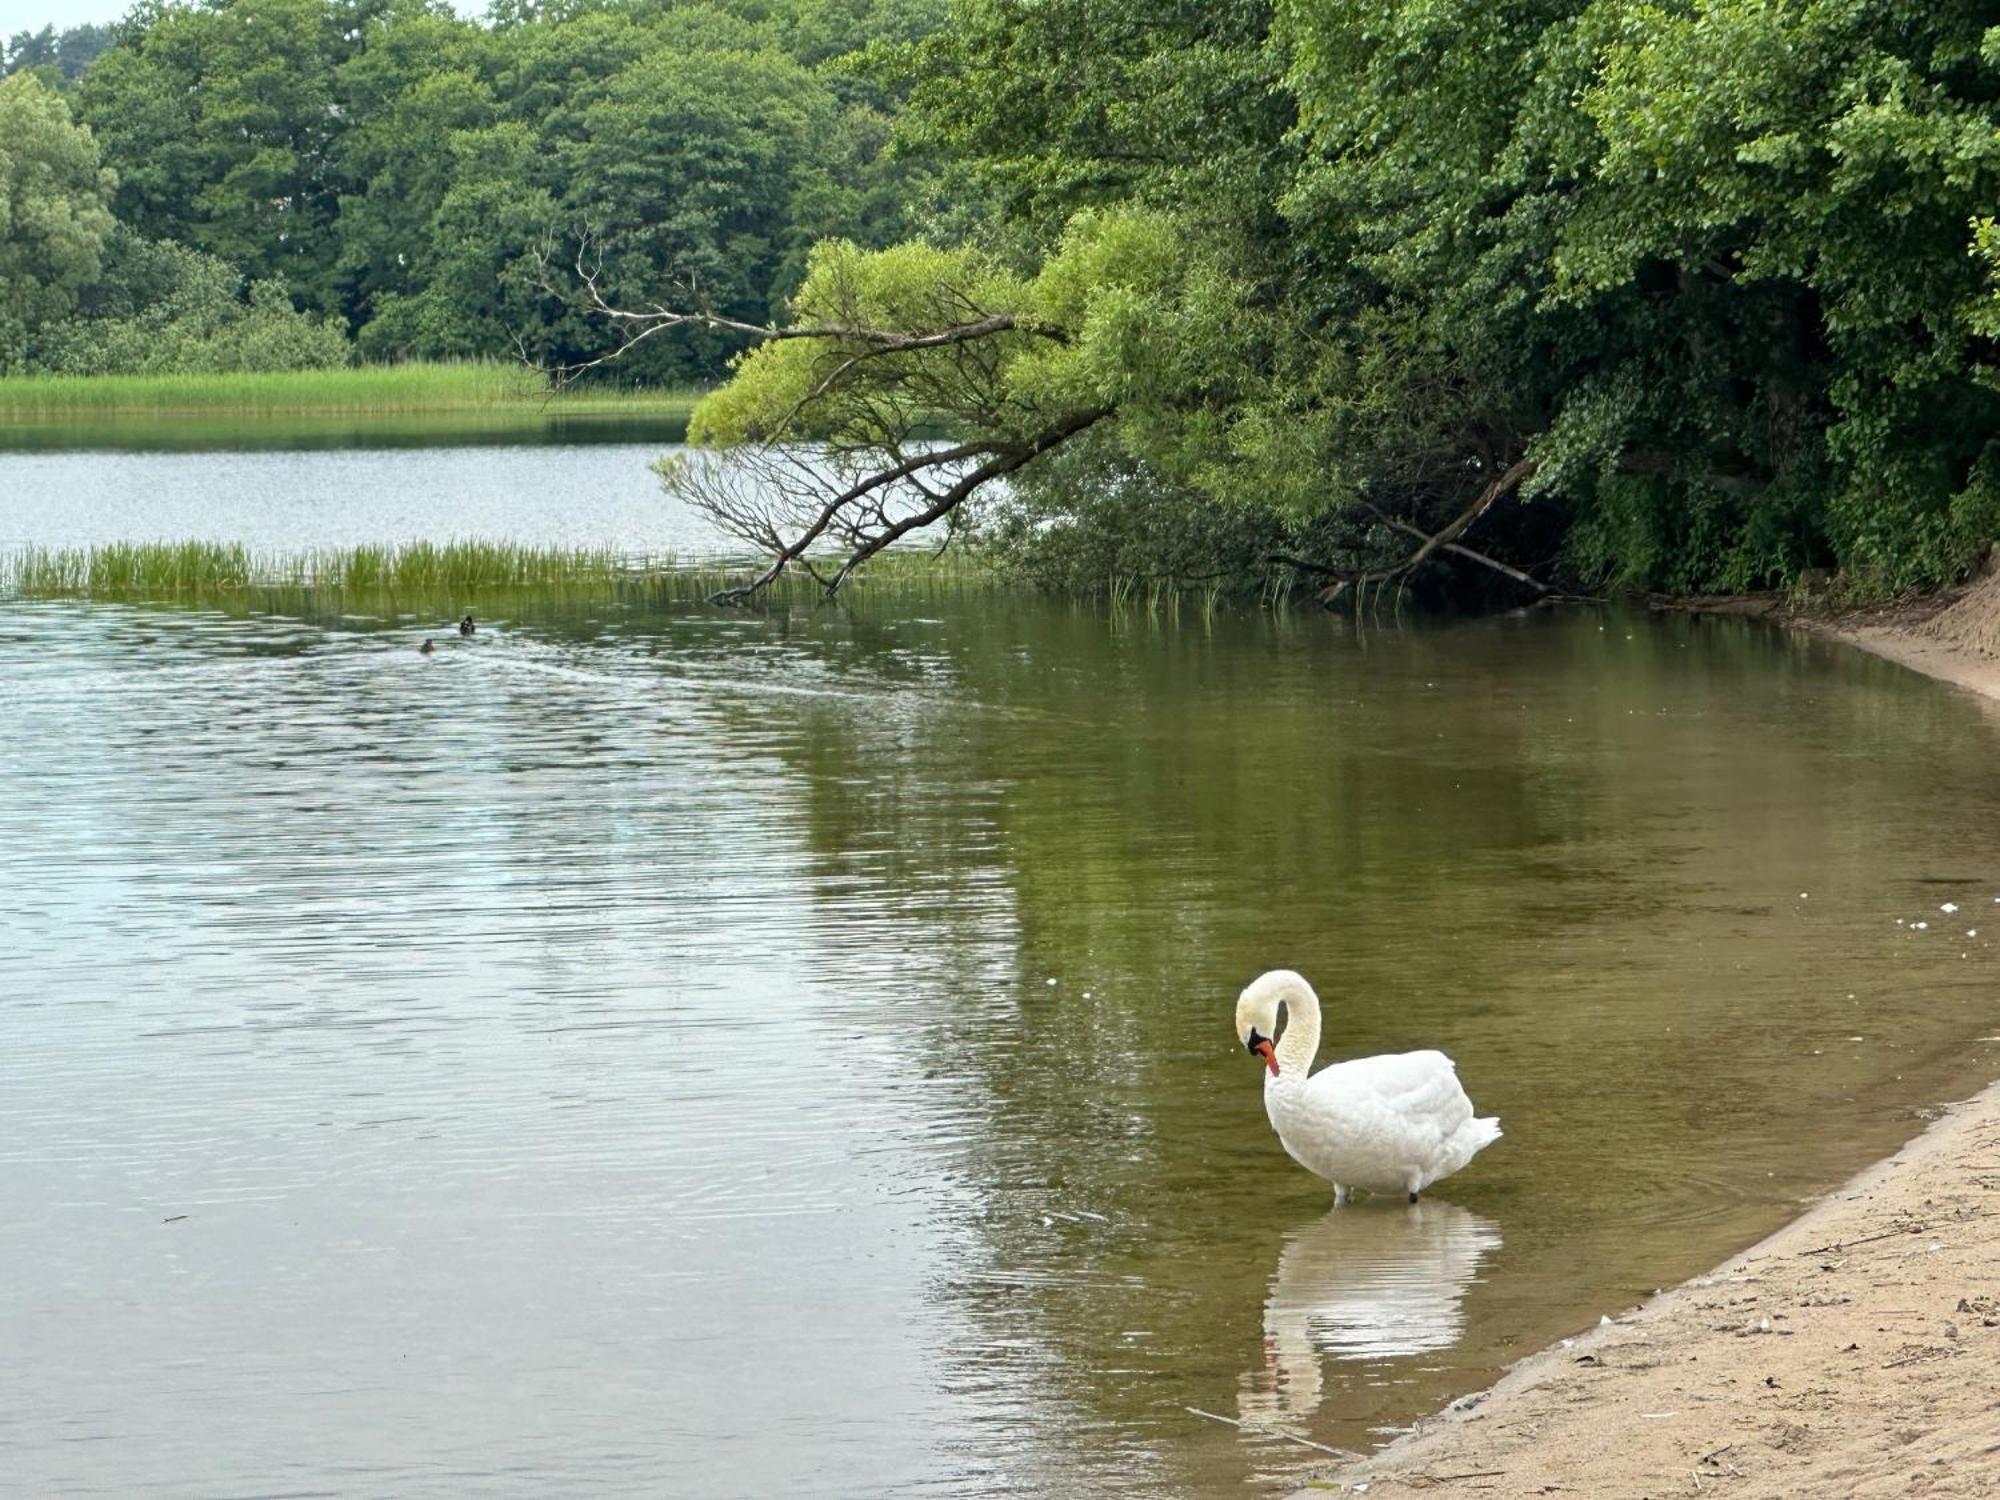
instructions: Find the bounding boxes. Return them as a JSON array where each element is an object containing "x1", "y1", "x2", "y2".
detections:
[
  {"x1": 459, "y1": 614, "x2": 475, "y2": 637},
  {"x1": 1234, "y1": 969, "x2": 1501, "y2": 1203},
  {"x1": 419, "y1": 638, "x2": 435, "y2": 655}
]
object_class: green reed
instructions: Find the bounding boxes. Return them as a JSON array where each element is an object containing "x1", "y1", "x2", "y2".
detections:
[
  {"x1": 1, "y1": 539, "x2": 1003, "y2": 610},
  {"x1": 0, "y1": 363, "x2": 703, "y2": 418},
  {"x1": 10, "y1": 541, "x2": 260, "y2": 596}
]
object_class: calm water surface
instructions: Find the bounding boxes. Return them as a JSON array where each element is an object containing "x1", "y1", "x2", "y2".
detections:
[
  {"x1": 3, "y1": 441, "x2": 718, "y2": 554},
  {"x1": 6, "y1": 442, "x2": 2000, "y2": 1498}
]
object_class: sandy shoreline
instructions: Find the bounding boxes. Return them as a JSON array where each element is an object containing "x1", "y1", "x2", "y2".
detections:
[
  {"x1": 1835, "y1": 624, "x2": 2000, "y2": 706},
  {"x1": 1298, "y1": 608, "x2": 2000, "y2": 1499}
]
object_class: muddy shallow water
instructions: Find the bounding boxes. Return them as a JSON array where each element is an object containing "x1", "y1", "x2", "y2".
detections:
[{"x1": 5, "y1": 461, "x2": 2000, "y2": 1497}]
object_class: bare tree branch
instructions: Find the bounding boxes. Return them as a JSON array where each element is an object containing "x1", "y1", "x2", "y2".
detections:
[
  {"x1": 695, "y1": 438, "x2": 1004, "y2": 603},
  {"x1": 825, "y1": 406, "x2": 1114, "y2": 592},
  {"x1": 534, "y1": 232, "x2": 1067, "y2": 390},
  {"x1": 1360, "y1": 502, "x2": 1551, "y2": 593},
  {"x1": 538, "y1": 232, "x2": 1116, "y2": 603},
  {"x1": 1316, "y1": 458, "x2": 1538, "y2": 603}
]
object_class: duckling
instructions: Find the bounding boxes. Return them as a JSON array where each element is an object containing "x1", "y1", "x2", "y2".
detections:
[
  {"x1": 458, "y1": 614, "x2": 476, "y2": 637},
  {"x1": 419, "y1": 638, "x2": 436, "y2": 655}
]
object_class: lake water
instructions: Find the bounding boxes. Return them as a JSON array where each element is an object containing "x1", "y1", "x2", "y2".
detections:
[
  {"x1": 1, "y1": 441, "x2": 720, "y2": 554},
  {"x1": 6, "y1": 439, "x2": 2000, "y2": 1498}
]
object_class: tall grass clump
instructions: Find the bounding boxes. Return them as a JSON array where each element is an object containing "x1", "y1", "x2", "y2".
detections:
[
  {"x1": 314, "y1": 540, "x2": 628, "y2": 593},
  {"x1": 9, "y1": 541, "x2": 257, "y2": 597},
  {"x1": 1, "y1": 539, "x2": 1005, "y2": 610},
  {"x1": 0, "y1": 363, "x2": 705, "y2": 418}
]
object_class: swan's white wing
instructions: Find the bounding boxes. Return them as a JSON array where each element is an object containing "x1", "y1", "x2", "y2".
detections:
[
  {"x1": 1314, "y1": 1050, "x2": 1475, "y2": 1132},
  {"x1": 1268, "y1": 1051, "x2": 1484, "y2": 1192},
  {"x1": 1266, "y1": 1043, "x2": 1499, "y2": 1194}
]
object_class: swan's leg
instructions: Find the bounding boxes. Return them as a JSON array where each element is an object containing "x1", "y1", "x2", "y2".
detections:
[
  {"x1": 1405, "y1": 1172, "x2": 1423, "y2": 1204},
  {"x1": 1408, "y1": 1190, "x2": 1419, "y2": 1203},
  {"x1": 1332, "y1": 1183, "x2": 1350, "y2": 1206}
]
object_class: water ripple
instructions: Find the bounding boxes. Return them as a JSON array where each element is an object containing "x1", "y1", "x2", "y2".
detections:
[{"x1": 5, "y1": 597, "x2": 2000, "y2": 1500}]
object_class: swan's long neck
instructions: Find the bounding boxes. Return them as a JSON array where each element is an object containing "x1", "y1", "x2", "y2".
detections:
[{"x1": 1276, "y1": 978, "x2": 1321, "y2": 1079}]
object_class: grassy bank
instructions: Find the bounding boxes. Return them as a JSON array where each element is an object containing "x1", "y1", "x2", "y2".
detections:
[
  {"x1": 0, "y1": 540, "x2": 1000, "y2": 610},
  {"x1": 0, "y1": 364, "x2": 702, "y2": 420}
]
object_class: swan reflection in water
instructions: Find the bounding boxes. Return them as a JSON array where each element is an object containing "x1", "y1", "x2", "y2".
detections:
[{"x1": 1237, "y1": 1200, "x2": 1502, "y2": 1428}]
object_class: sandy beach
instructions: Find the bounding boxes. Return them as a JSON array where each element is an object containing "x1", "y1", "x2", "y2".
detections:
[
  {"x1": 1299, "y1": 589, "x2": 2000, "y2": 1499},
  {"x1": 1828, "y1": 557, "x2": 2000, "y2": 704}
]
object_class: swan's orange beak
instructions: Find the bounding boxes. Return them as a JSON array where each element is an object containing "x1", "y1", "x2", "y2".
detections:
[{"x1": 1251, "y1": 1039, "x2": 1278, "y2": 1077}]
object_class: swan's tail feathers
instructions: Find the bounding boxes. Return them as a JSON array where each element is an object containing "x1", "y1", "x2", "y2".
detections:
[
  {"x1": 1443, "y1": 1116, "x2": 1502, "y2": 1174},
  {"x1": 1420, "y1": 1114, "x2": 1504, "y2": 1192}
]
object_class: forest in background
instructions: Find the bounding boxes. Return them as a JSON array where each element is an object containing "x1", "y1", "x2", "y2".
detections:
[
  {"x1": 2, "y1": 0, "x2": 937, "y2": 382},
  {"x1": 10, "y1": 0, "x2": 2000, "y2": 600}
]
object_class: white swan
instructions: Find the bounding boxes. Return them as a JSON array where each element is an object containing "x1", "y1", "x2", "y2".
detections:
[{"x1": 1234, "y1": 969, "x2": 1500, "y2": 1203}]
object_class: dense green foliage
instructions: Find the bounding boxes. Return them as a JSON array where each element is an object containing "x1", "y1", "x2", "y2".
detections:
[
  {"x1": 16, "y1": 0, "x2": 2000, "y2": 595},
  {"x1": 0, "y1": 72, "x2": 358, "y2": 374},
  {"x1": 43, "y1": 235, "x2": 352, "y2": 374},
  {"x1": 1, "y1": 0, "x2": 935, "y2": 381},
  {"x1": 0, "y1": 72, "x2": 116, "y2": 369},
  {"x1": 665, "y1": 0, "x2": 2000, "y2": 597},
  {"x1": 1, "y1": 21, "x2": 112, "y2": 80},
  {"x1": 1271, "y1": 0, "x2": 2000, "y2": 592},
  {"x1": 31, "y1": 0, "x2": 939, "y2": 382}
]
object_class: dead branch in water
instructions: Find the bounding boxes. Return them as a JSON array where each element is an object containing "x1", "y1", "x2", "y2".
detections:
[
  {"x1": 1181, "y1": 1405, "x2": 1354, "y2": 1459},
  {"x1": 1317, "y1": 458, "x2": 1538, "y2": 604},
  {"x1": 1362, "y1": 501, "x2": 1550, "y2": 594},
  {"x1": 695, "y1": 408, "x2": 1113, "y2": 604}
]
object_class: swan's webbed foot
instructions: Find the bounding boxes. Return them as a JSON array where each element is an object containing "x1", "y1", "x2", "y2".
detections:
[{"x1": 1408, "y1": 1190, "x2": 1420, "y2": 1204}]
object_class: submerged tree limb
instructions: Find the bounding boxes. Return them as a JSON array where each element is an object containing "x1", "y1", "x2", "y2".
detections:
[
  {"x1": 1317, "y1": 457, "x2": 1539, "y2": 604},
  {"x1": 1362, "y1": 503, "x2": 1552, "y2": 594}
]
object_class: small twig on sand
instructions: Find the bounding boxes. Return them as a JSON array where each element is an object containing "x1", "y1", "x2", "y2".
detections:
[
  {"x1": 1796, "y1": 1223, "x2": 1927, "y2": 1255},
  {"x1": 1797, "y1": 1207, "x2": 2000, "y2": 1257},
  {"x1": 1882, "y1": 1348, "x2": 1960, "y2": 1368},
  {"x1": 1182, "y1": 1406, "x2": 1351, "y2": 1458}
]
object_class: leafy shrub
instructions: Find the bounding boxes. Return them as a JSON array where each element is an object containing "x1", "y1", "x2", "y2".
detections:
[{"x1": 33, "y1": 233, "x2": 350, "y2": 374}]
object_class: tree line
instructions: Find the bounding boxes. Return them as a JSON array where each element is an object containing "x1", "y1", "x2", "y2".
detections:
[
  {"x1": 10, "y1": 0, "x2": 2000, "y2": 599},
  {"x1": 656, "y1": 0, "x2": 2000, "y2": 600},
  {"x1": 2, "y1": 0, "x2": 938, "y2": 381},
  {"x1": 3, "y1": 22, "x2": 113, "y2": 79}
]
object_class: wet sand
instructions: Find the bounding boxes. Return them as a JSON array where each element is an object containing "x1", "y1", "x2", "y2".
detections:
[
  {"x1": 1840, "y1": 624, "x2": 2000, "y2": 705},
  {"x1": 1299, "y1": 605, "x2": 2000, "y2": 1499}
]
